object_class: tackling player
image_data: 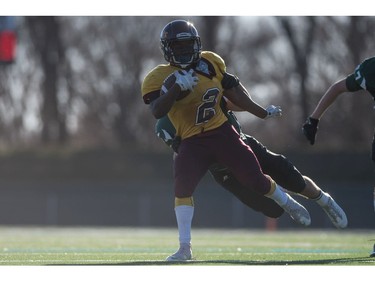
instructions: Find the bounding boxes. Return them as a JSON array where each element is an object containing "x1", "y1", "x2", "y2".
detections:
[
  {"x1": 302, "y1": 56, "x2": 375, "y2": 257},
  {"x1": 156, "y1": 99, "x2": 348, "y2": 228}
]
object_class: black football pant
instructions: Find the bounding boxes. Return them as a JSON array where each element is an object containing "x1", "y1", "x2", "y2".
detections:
[{"x1": 209, "y1": 135, "x2": 307, "y2": 218}]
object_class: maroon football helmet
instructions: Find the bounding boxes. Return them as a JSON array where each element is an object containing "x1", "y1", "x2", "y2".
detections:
[{"x1": 160, "y1": 20, "x2": 202, "y2": 68}]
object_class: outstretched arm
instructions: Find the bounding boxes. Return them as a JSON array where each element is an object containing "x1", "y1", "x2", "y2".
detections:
[
  {"x1": 223, "y1": 83, "x2": 281, "y2": 119},
  {"x1": 310, "y1": 78, "x2": 348, "y2": 120},
  {"x1": 302, "y1": 78, "x2": 349, "y2": 145},
  {"x1": 224, "y1": 83, "x2": 268, "y2": 118},
  {"x1": 224, "y1": 97, "x2": 244, "y2": 112}
]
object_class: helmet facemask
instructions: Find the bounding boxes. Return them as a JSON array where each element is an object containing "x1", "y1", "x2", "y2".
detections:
[{"x1": 168, "y1": 38, "x2": 201, "y2": 68}]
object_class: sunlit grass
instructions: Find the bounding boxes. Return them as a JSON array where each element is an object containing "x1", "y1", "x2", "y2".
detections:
[{"x1": 0, "y1": 227, "x2": 373, "y2": 265}]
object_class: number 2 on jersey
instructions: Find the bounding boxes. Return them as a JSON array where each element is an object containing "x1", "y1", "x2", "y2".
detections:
[{"x1": 195, "y1": 88, "x2": 219, "y2": 125}]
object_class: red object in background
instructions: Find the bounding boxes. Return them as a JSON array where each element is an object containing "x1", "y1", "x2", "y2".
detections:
[{"x1": 0, "y1": 31, "x2": 16, "y2": 63}]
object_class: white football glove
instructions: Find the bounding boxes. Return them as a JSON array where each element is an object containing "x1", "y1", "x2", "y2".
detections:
[
  {"x1": 265, "y1": 105, "x2": 282, "y2": 119},
  {"x1": 174, "y1": 69, "x2": 198, "y2": 92}
]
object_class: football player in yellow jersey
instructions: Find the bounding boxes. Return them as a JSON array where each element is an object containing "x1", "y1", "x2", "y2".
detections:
[
  {"x1": 141, "y1": 19, "x2": 313, "y2": 262},
  {"x1": 143, "y1": 51, "x2": 229, "y2": 139}
]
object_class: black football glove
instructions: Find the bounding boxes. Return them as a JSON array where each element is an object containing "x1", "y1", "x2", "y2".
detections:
[{"x1": 302, "y1": 117, "x2": 319, "y2": 145}]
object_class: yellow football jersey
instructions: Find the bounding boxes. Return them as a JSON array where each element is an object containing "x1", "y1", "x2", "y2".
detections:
[{"x1": 141, "y1": 51, "x2": 229, "y2": 140}]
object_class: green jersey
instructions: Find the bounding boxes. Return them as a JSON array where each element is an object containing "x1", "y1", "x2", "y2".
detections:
[
  {"x1": 346, "y1": 57, "x2": 375, "y2": 99},
  {"x1": 345, "y1": 57, "x2": 375, "y2": 164}
]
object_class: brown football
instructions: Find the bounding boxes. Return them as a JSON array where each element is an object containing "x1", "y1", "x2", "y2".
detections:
[{"x1": 161, "y1": 71, "x2": 191, "y2": 101}]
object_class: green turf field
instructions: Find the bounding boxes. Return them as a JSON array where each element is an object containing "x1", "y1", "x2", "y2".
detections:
[{"x1": 0, "y1": 226, "x2": 374, "y2": 266}]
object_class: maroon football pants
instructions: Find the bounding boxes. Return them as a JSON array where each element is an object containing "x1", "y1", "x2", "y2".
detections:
[{"x1": 173, "y1": 122, "x2": 272, "y2": 198}]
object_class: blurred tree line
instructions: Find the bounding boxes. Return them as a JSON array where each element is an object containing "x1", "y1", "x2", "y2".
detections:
[{"x1": 0, "y1": 16, "x2": 374, "y2": 153}]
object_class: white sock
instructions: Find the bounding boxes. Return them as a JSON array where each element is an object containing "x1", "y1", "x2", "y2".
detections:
[
  {"x1": 175, "y1": 205, "x2": 194, "y2": 245},
  {"x1": 266, "y1": 184, "x2": 288, "y2": 206},
  {"x1": 315, "y1": 191, "x2": 330, "y2": 206}
]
